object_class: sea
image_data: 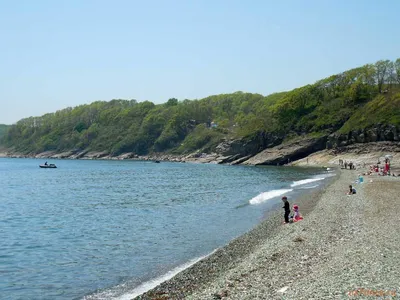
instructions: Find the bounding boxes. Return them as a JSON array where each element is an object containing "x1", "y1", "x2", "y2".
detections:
[{"x1": 0, "y1": 158, "x2": 335, "y2": 300}]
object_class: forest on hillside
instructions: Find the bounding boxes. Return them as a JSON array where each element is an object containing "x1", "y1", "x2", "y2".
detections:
[
  {"x1": 2, "y1": 59, "x2": 400, "y2": 155},
  {"x1": 0, "y1": 124, "x2": 9, "y2": 142}
]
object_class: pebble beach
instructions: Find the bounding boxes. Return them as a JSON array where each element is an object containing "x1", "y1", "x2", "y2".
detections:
[{"x1": 136, "y1": 167, "x2": 400, "y2": 299}]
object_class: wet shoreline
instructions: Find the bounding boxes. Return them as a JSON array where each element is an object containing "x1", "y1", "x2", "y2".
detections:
[{"x1": 131, "y1": 171, "x2": 339, "y2": 299}]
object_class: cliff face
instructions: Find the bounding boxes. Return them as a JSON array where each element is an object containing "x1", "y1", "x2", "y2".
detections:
[
  {"x1": 213, "y1": 131, "x2": 284, "y2": 163},
  {"x1": 211, "y1": 132, "x2": 328, "y2": 166},
  {"x1": 327, "y1": 125, "x2": 400, "y2": 148},
  {"x1": 241, "y1": 136, "x2": 328, "y2": 166},
  {"x1": 213, "y1": 125, "x2": 400, "y2": 166}
]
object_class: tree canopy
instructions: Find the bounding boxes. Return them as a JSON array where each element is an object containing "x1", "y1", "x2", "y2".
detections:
[
  {"x1": 2, "y1": 58, "x2": 400, "y2": 155},
  {"x1": 0, "y1": 124, "x2": 9, "y2": 143}
]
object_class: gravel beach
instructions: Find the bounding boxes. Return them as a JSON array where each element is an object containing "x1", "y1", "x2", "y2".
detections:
[{"x1": 135, "y1": 168, "x2": 400, "y2": 299}]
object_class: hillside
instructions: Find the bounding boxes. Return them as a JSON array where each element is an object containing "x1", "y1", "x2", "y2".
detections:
[
  {"x1": 0, "y1": 124, "x2": 9, "y2": 143},
  {"x1": 2, "y1": 59, "x2": 400, "y2": 163}
]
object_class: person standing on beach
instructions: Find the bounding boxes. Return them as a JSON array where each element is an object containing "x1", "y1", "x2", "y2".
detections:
[{"x1": 282, "y1": 196, "x2": 290, "y2": 223}]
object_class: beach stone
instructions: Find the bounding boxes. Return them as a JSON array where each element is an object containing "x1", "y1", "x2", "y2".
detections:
[{"x1": 277, "y1": 286, "x2": 289, "y2": 293}]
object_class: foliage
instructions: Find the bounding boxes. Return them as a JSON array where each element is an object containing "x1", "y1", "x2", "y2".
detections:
[
  {"x1": 0, "y1": 124, "x2": 9, "y2": 143},
  {"x1": 339, "y1": 92, "x2": 400, "y2": 133},
  {"x1": 2, "y1": 58, "x2": 400, "y2": 155},
  {"x1": 175, "y1": 124, "x2": 224, "y2": 154}
]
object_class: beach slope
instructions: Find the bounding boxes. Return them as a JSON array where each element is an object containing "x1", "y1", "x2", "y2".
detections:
[{"x1": 136, "y1": 170, "x2": 400, "y2": 299}]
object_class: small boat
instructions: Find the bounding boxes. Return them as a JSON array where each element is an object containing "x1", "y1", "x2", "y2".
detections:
[
  {"x1": 154, "y1": 160, "x2": 160, "y2": 163},
  {"x1": 39, "y1": 164, "x2": 57, "y2": 168}
]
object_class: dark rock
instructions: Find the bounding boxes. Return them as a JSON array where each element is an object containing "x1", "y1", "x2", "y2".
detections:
[
  {"x1": 327, "y1": 125, "x2": 400, "y2": 149},
  {"x1": 355, "y1": 132, "x2": 365, "y2": 143},
  {"x1": 215, "y1": 131, "x2": 284, "y2": 158},
  {"x1": 230, "y1": 155, "x2": 254, "y2": 165},
  {"x1": 294, "y1": 236, "x2": 305, "y2": 242},
  {"x1": 212, "y1": 293, "x2": 222, "y2": 299}
]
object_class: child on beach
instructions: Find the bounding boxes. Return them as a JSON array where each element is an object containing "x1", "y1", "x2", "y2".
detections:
[
  {"x1": 282, "y1": 196, "x2": 290, "y2": 224},
  {"x1": 348, "y1": 185, "x2": 356, "y2": 195},
  {"x1": 293, "y1": 204, "x2": 303, "y2": 222}
]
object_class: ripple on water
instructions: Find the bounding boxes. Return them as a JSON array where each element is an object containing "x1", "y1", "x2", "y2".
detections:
[{"x1": 0, "y1": 159, "x2": 330, "y2": 300}]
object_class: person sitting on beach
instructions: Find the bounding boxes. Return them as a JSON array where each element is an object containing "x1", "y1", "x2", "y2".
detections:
[
  {"x1": 348, "y1": 185, "x2": 356, "y2": 195},
  {"x1": 293, "y1": 204, "x2": 303, "y2": 222},
  {"x1": 282, "y1": 196, "x2": 290, "y2": 224}
]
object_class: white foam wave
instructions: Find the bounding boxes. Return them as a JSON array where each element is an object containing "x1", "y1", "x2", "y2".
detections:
[
  {"x1": 290, "y1": 177, "x2": 325, "y2": 187},
  {"x1": 114, "y1": 251, "x2": 215, "y2": 300},
  {"x1": 249, "y1": 189, "x2": 293, "y2": 205},
  {"x1": 297, "y1": 184, "x2": 319, "y2": 189},
  {"x1": 324, "y1": 173, "x2": 337, "y2": 177}
]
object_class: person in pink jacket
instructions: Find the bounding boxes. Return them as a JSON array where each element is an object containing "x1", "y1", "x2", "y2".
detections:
[{"x1": 293, "y1": 204, "x2": 303, "y2": 222}]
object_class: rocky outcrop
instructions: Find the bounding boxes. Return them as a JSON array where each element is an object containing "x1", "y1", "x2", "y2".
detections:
[
  {"x1": 327, "y1": 141, "x2": 400, "y2": 155},
  {"x1": 242, "y1": 136, "x2": 328, "y2": 166},
  {"x1": 49, "y1": 151, "x2": 76, "y2": 159},
  {"x1": 327, "y1": 125, "x2": 400, "y2": 149},
  {"x1": 3, "y1": 125, "x2": 400, "y2": 165},
  {"x1": 214, "y1": 131, "x2": 284, "y2": 163},
  {"x1": 230, "y1": 155, "x2": 253, "y2": 165}
]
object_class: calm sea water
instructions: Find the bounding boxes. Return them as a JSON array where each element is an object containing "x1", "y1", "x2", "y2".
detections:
[{"x1": 0, "y1": 158, "x2": 333, "y2": 300}]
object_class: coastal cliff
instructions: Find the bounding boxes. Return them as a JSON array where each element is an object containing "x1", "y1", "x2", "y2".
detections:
[
  {"x1": 327, "y1": 124, "x2": 400, "y2": 148},
  {"x1": 2, "y1": 59, "x2": 400, "y2": 163}
]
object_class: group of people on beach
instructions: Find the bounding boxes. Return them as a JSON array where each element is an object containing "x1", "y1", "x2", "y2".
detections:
[
  {"x1": 339, "y1": 159, "x2": 356, "y2": 170},
  {"x1": 281, "y1": 196, "x2": 303, "y2": 224},
  {"x1": 362, "y1": 158, "x2": 399, "y2": 177},
  {"x1": 280, "y1": 156, "x2": 397, "y2": 223},
  {"x1": 280, "y1": 177, "x2": 357, "y2": 224}
]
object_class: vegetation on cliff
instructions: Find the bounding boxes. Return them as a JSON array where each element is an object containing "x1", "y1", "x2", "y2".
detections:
[
  {"x1": 0, "y1": 124, "x2": 9, "y2": 142},
  {"x1": 2, "y1": 59, "x2": 400, "y2": 155}
]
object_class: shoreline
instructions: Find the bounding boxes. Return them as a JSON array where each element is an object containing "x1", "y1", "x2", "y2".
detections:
[
  {"x1": 0, "y1": 149, "x2": 228, "y2": 164},
  {"x1": 133, "y1": 166, "x2": 400, "y2": 299},
  {"x1": 129, "y1": 171, "x2": 339, "y2": 299},
  {"x1": 0, "y1": 151, "x2": 226, "y2": 165},
  {"x1": 3, "y1": 151, "x2": 399, "y2": 298},
  {"x1": 75, "y1": 165, "x2": 337, "y2": 299}
]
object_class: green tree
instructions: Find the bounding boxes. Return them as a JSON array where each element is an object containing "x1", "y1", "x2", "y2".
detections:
[
  {"x1": 375, "y1": 60, "x2": 391, "y2": 93},
  {"x1": 3, "y1": 58, "x2": 400, "y2": 156},
  {"x1": 395, "y1": 58, "x2": 400, "y2": 85},
  {"x1": 165, "y1": 98, "x2": 178, "y2": 107}
]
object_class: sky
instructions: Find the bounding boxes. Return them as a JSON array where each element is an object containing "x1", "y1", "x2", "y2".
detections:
[{"x1": 1, "y1": 0, "x2": 399, "y2": 124}]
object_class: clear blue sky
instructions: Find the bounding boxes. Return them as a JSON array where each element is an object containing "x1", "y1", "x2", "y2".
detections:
[{"x1": 1, "y1": 0, "x2": 399, "y2": 124}]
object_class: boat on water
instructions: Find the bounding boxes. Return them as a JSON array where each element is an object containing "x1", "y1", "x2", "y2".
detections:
[{"x1": 39, "y1": 164, "x2": 57, "y2": 168}]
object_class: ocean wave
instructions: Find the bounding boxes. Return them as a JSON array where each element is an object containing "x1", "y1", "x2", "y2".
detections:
[
  {"x1": 297, "y1": 184, "x2": 319, "y2": 189},
  {"x1": 290, "y1": 177, "x2": 325, "y2": 187},
  {"x1": 249, "y1": 189, "x2": 293, "y2": 205}
]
